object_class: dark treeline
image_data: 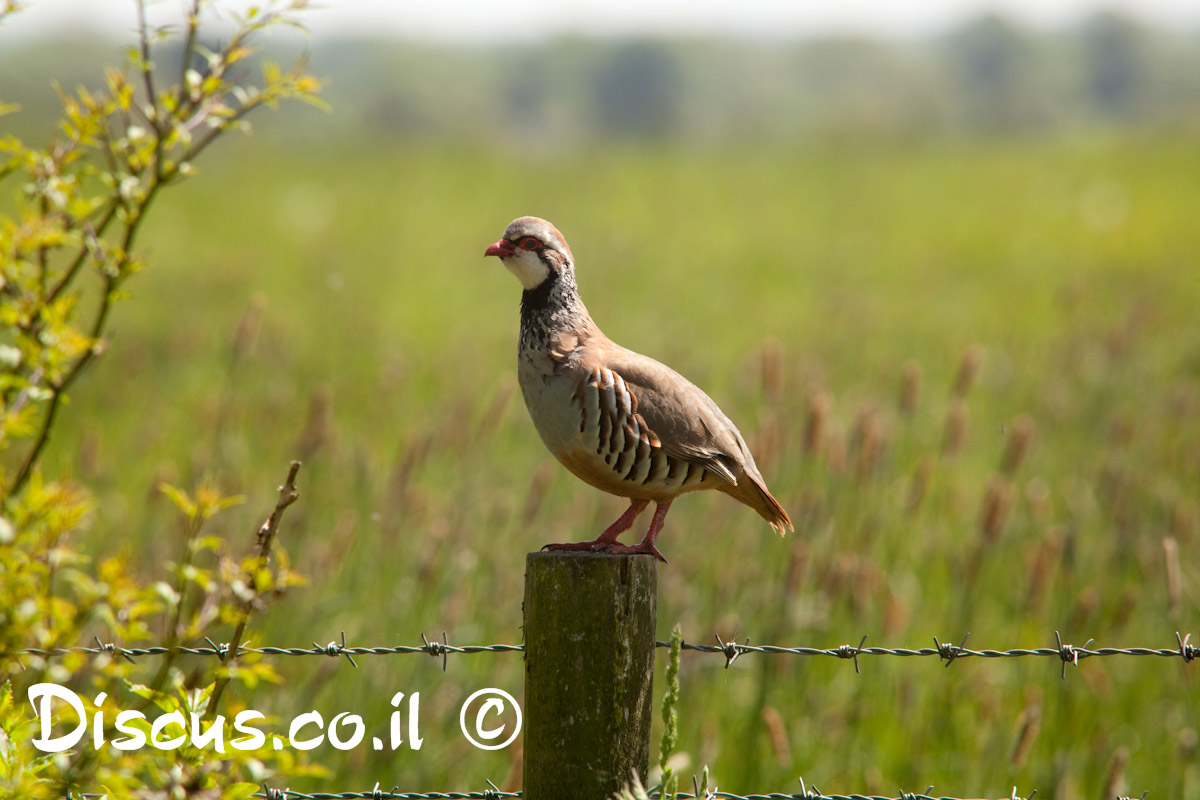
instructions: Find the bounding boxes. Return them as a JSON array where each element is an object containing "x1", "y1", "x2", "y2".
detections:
[{"x1": 3, "y1": 11, "x2": 1199, "y2": 144}]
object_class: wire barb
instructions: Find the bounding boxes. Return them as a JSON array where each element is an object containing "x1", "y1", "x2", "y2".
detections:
[
  {"x1": 422, "y1": 631, "x2": 451, "y2": 671},
  {"x1": 1177, "y1": 631, "x2": 1196, "y2": 663},
  {"x1": 93, "y1": 635, "x2": 137, "y2": 663},
  {"x1": 934, "y1": 632, "x2": 970, "y2": 667},
  {"x1": 313, "y1": 631, "x2": 359, "y2": 668},
  {"x1": 714, "y1": 633, "x2": 750, "y2": 669},
  {"x1": 1054, "y1": 631, "x2": 1094, "y2": 679},
  {"x1": 796, "y1": 775, "x2": 824, "y2": 798},
  {"x1": 833, "y1": 635, "x2": 869, "y2": 673}
]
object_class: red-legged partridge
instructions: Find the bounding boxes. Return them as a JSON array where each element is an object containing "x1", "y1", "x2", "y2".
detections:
[{"x1": 485, "y1": 216, "x2": 792, "y2": 563}]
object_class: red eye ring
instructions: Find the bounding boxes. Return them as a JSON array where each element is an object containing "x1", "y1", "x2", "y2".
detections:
[{"x1": 519, "y1": 237, "x2": 540, "y2": 251}]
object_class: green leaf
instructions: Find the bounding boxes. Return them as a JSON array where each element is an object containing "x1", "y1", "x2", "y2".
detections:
[
  {"x1": 226, "y1": 783, "x2": 262, "y2": 800},
  {"x1": 159, "y1": 482, "x2": 198, "y2": 520}
]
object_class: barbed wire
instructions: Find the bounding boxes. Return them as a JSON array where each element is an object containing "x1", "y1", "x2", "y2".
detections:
[
  {"x1": 68, "y1": 779, "x2": 1151, "y2": 800},
  {"x1": 11, "y1": 632, "x2": 521, "y2": 672},
  {"x1": 686, "y1": 630, "x2": 1196, "y2": 677},
  {"x1": 34, "y1": 633, "x2": 1168, "y2": 800},
  {"x1": 232, "y1": 778, "x2": 1150, "y2": 800},
  {"x1": 12, "y1": 631, "x2": 1195, "y2": 678},
  {"x1": 244, "y1": 789, "x2": 959, "y2": 800},
  {"x1": 252, "y1": 780, "x2": 521, "y2": 799},
  {"x1": 244, "y1": 790, "x2": 988, "y2": 800}
]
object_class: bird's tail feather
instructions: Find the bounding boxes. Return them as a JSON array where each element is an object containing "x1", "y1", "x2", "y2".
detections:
[{"x1": 725, "y1": 474, "x2": 792, "y2": 535}]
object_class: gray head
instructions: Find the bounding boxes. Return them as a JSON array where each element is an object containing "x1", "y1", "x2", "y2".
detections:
[{"x1": 484, "y1": 216, "x2": 575, "y2": 291}]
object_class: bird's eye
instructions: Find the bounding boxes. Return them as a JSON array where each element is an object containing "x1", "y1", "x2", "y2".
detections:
[{"x1": 519, "y1": 237, "x2": 541, "y2": 251}]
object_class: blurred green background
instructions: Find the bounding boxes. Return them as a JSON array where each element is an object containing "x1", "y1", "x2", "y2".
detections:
[{"x1": 3, "y1": 6, "x2": 1199, "y2": 798}]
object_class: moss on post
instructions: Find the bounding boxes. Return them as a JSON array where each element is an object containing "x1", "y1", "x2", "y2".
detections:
[{"x1": 523, "y1": 551, "x2": 658, "y2": 799}]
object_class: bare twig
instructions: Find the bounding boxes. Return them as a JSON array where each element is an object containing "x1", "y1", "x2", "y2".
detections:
[{"x1": 207, "y1": 460, "x2": 303, "y2": 717}]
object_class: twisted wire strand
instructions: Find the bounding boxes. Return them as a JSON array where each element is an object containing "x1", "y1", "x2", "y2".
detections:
[
  {"x1": 14, "y1": 632, "x2": 1195, "y2": 676},
  {"x1": 71, "y1": 789, "x2": 1149, "y2": 800},
  {"x1": 37, "y1": 633, "x2": 1170, "y2": 800}
]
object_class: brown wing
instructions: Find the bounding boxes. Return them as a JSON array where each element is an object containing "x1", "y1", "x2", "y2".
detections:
[
  {"x1": 571, "y1": 363, "x2": 711, "y2": 491},
  {"x1": 601, "y1": 344, "x2": 755, "y2": 487},
  {"x1": 613, "y1": 351, "x2": 794, "y2": 533},
  {"x1": 571, "y1": 335, "x2": 793, "y2": 533}
]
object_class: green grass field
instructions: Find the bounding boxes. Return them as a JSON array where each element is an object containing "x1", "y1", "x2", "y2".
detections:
[{"x1": 46, "y1": 133, "x2": 1200, "y2": 797}]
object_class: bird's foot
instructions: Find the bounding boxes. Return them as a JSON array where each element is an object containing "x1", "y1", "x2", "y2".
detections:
[{"x1": 598, "y1": 541, "x2": 668, "y2": 564}]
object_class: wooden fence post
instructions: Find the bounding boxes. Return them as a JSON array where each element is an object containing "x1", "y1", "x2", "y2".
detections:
[{"x1": 523, "y1": 551, "x2": 658, "y2": 799}]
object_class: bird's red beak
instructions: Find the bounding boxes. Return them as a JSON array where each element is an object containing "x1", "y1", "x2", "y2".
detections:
[{"x1": 485, "y1": 239, "x2": 515, "y2": 258}]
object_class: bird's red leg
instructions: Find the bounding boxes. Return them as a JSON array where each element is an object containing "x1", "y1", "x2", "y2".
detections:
[
  {"x1": 603, "y1": 499, "x2": 672, "y2": 563},
  {"x1": 542, "y1": 498, "x2": 649, "y2": 554}
]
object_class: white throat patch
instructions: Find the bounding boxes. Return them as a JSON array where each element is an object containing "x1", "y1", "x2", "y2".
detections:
[{"x1": 503, "y1": 250, "x2": 552, "y2": 290}]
